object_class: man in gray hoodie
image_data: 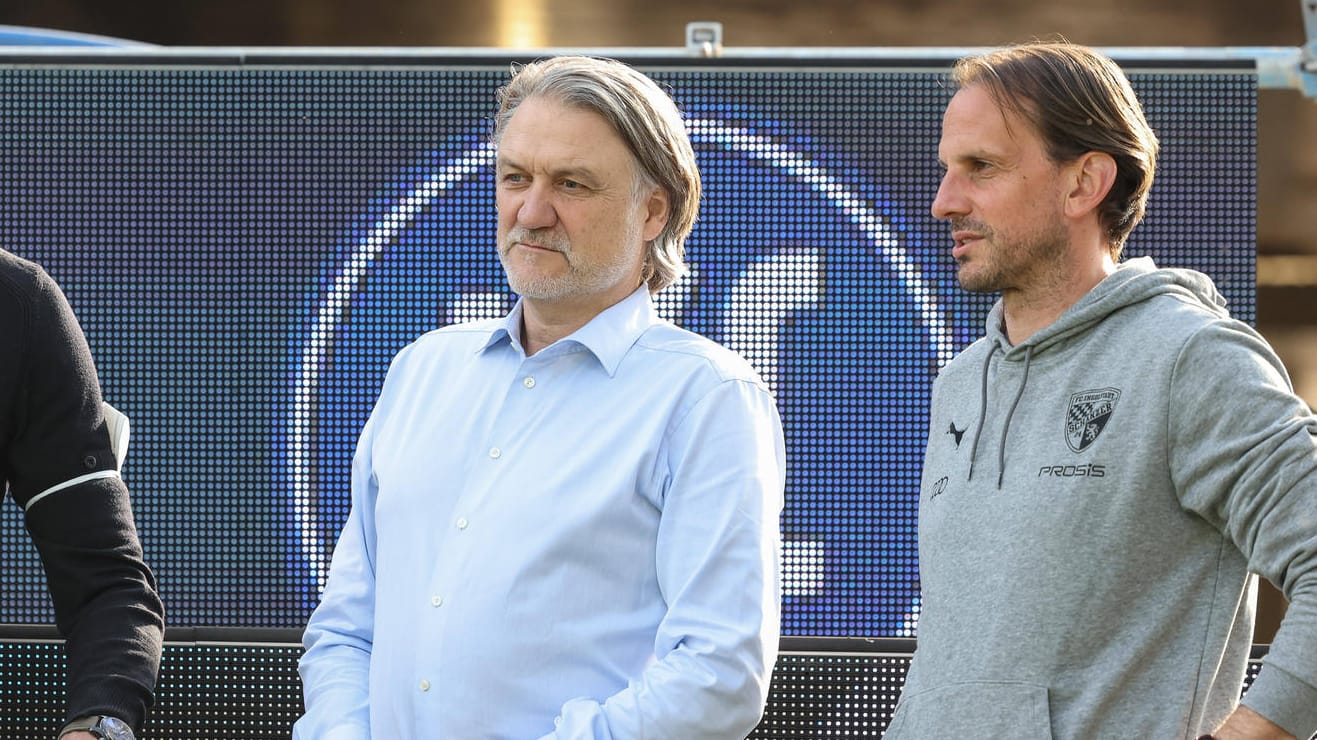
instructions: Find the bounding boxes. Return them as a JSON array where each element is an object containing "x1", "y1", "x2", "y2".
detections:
[{"x1": 885, "y1": 42, "x2": 1317, "y2": 739}]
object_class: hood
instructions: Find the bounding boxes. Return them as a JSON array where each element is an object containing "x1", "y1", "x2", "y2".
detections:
[{"x1": 982, "y1": 256, "x2": 1229, "y2": 358}]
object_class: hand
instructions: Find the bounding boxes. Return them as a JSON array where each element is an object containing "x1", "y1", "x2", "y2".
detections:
[
  {"x1": 59, "y1": 734, "x2": 96, "y2": 740},
  {"x1": 1211, "y1": 705, "x2": 1296, "y2": 740}
]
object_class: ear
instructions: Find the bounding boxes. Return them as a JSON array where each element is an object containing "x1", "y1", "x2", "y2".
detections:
[
  {"x1": 1063, "y1": 151, "x2": 1117, "y2": 220},
  {"x1": 641, "y1": 187, "x2": 671, "y2": 243}
]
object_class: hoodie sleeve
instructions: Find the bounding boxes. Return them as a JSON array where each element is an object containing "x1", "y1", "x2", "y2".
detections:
[{"x1": 1167, "y1": 318, "x2": 1317, "y2": 738}]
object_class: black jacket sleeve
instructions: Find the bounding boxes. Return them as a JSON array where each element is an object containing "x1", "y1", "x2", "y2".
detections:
[{"x1": 0, "y1": 252, "x2": 165, "y2": 731}]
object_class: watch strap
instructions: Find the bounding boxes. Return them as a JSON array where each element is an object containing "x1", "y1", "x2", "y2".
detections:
[
  {"x1": 58, "y1": 715, "x2": 98, "y2": 737},
  {"x1": 58, "y1": 715, "x2": 135, "y2": 739}
]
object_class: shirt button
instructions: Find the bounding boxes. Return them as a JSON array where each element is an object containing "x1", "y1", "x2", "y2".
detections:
[
  {"x1": 523, "y1": 376, "x2": 536, "y2": 389},
  {"x1": 489, "y1": 447, "x2": 501, "y2": 459},
  {"x1": 431, "y1": 595, "x2": 443, "y2": 607},
  {"x1": 419, "y1": 679, "x2": 431, "y2": 692},
  {"x1": 456, "y1": 517, "x2": 469, "y2": 530}
]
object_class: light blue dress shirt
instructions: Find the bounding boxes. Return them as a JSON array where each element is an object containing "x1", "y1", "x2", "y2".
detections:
[{"x1": 294, "y1": 286, "x2": 785, "y2": 739}]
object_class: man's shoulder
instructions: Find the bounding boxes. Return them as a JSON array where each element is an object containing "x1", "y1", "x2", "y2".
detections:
[
  {"x1": 1139, "y1": 288, "x2": 1236, "y2": 328},
  {"x1": 0, "y1": 251, "x2": 71, "y2": 343},
  {"x1": 424, "y1": 317, "x2": 505, "y2": 340},
  {"x1": 0, "y1": 248, "x2": 37, "y2": 272},
  {"x1": 388, "y1": 318, "x2": 505, "y2": 365},
  {"x1": 938, "y1": 336, "x2": 996, "y2": 372},
  {"x1": 633, "y1": 322, "x2": 766, "y2": 386},
  {"x1": 0, "y1": 249, "x2": 52, "y2": 298},
  {"x1": 1101, "y1": 289, "x2": 1249, "y2": 356}
]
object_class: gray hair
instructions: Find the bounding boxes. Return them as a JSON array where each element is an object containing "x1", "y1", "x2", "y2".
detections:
[{"x1": 491, "y1": 55, "x2": 700, "y2": 293}]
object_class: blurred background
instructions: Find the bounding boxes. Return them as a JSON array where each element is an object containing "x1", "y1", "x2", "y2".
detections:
[{"x1": 2, "y1": 0, "x2": 1312, "y2": 634}]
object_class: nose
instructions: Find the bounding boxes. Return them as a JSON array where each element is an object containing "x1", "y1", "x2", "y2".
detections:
[
  {"x1": 516, "y1": 183, "x2": 558, "y2": 230},
  {"x1": 930, "y1": 171, "x2": 966, "y2": 222}
]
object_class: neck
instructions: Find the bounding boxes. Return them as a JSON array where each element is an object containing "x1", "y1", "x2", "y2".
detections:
[
  {"x1": 519, "y1": 302, "x2": 587, "y2": 356},
  {"x1": 519, "y1": 287, "x2": 636, "y2": 356},
  {"x1": 1001, "y1": 246, "x2": 1116, "y2": 345}
]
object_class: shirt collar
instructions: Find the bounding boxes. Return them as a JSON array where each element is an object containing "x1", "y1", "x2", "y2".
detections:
[{"x1": 477, "y1": 286, "x2": 658, "y2": 377}]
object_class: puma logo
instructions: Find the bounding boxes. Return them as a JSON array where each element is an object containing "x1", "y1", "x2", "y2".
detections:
[{"x1": 948, "y1": 422, "x2": 966, "y2": 448}]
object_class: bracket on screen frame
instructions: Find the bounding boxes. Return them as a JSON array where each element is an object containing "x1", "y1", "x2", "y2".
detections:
[{"x1": 686, "y1": 21, "x2": 723, "y2": 58}]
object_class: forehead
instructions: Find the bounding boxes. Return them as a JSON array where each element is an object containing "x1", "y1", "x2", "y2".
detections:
[
  {"x1": 938, "y1": 84, "x2": 1044, "y2": 160},
  {"x1": 498, "y1": 96, "x2": 633, "y2": 168}
]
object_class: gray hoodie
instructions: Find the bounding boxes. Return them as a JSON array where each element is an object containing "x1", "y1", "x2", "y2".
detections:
[{"x1": 886, "y1": 258, "x2": 1317, "y2": 739}]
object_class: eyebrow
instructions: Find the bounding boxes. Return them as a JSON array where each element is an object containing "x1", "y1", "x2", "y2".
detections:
[
  {"x1": 940, "y1": 149, "x2": 1004, "y2": 167},
  {"x1": 495, "y1": 155, "x2": 603, "y2": 184},
  {"x1": 494, "y1": 154, "x2": 524, "y2": 172}
]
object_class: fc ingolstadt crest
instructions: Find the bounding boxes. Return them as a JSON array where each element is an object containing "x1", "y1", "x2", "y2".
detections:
[{"x1": 1065, "y1": 387, "x2": 1121, "y2": 453}]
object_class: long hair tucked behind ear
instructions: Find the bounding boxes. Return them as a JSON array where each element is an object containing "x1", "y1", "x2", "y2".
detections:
[
  {"x1": 491, "y1": 55, "x2": 701, "y2": 294},
  {"x1": 953, "y1": 42, "x2": 1160, "y2": 259}
]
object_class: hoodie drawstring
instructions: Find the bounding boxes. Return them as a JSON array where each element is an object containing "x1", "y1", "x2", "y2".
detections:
[
  {"x1": 997, "y1": 344, "x2": 1033, "y2": 489},
  {"x1": 966, "y1": 344, "x2": 997, "y2": 482},
  {"x1": 966, "y1": 342, "x2": 1034, "y2": 490}
]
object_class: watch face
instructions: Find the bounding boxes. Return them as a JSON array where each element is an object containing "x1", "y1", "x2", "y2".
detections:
[{"x1": 94, "y1": 716, "x2": 136, "y2": 740}]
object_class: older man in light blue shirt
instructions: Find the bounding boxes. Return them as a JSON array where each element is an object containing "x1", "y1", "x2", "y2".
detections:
[{"x1": 294, "y1": 55, "x2": 785, "y2": 739}]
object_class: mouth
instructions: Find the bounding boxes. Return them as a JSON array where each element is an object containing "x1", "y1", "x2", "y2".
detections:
[
  {"x1": 950, "y1": 231, "x2": 983, "y2": 260},
  {"x1": 504, "y1": 230, "x2": 567, "y2": 257},
  {"x1": 516, "y1": 242, "x2": 555, "y2": 252},
  {"x1": 502, "y1": 241, "x2": 563, "y2": 260}
]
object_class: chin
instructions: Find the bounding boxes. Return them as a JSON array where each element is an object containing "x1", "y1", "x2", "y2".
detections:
[
  {"x1": 508, "y1": 277, "x2": 572, "y2": 301},
  {"x1": 956, "y1": 270, "x2": 1000, "y2": 295}
]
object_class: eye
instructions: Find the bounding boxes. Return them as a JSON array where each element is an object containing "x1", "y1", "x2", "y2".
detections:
[
  {"x1": 501, "y1": 172, "x2": 526, "y2": 184},
  {"x1": 561, "y1": 179, "x2": 583, "y2": 190}
]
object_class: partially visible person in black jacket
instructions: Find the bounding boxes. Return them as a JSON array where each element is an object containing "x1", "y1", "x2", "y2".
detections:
[{"x1": 1, "y1": 249, "x2": 164, "y2": 740}]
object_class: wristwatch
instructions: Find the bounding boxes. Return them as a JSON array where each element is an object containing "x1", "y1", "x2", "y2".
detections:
[{"x1": 58, "y1": 716, "x2": 136, "y2": 740}]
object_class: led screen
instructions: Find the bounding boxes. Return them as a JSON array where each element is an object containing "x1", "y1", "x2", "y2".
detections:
[{"x1": 0, "y1": 55, "x2": 1256, "y2": 636}]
